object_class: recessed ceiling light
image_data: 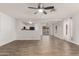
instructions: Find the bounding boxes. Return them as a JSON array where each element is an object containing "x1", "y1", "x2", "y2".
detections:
[{"x1": 28, "y1": 21, "x2": 32, "y2": 24}]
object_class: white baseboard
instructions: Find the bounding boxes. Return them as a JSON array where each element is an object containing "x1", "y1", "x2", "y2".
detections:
[
  {"x1": 0, "y1": 40, "x2": 15, "y2": 47},
  {"x1": 65, "y1": 39, "x2": 79, "y2": 45},
  {"x1": 53, "y1": 35, "x2": 79, "y2": 46}
]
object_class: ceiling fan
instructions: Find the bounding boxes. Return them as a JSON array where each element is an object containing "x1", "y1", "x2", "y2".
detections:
[{"x1": 28, "y1": 3, "x2": 55, "y2": 14}]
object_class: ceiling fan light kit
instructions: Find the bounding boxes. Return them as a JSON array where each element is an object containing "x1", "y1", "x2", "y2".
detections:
[{"x1": 38, "y1": 9, "x2": 44, "y2": 12}]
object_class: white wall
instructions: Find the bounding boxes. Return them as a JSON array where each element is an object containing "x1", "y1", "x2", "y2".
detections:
[
  {"x1": 63, "y1": 18, "x2": 72, "y2": 41},
  {"x1": 72, "y1": 14, "x2": 79, "y2": 44},
  {"x1": 53, "y1": 21, "x2": 64, "y2": 39},
  {"x1": 0, "y1": 13, "x2": 16, "y2": 46},
  {"x1": 52, "y1": 18, "x2": 72, "y2": 40},
  {"x1": 16, "y1": 20, "x2": 42, "y2": 40},
  {"x1": 47, "y1": 22, "x2": 54, "y2": 36}
]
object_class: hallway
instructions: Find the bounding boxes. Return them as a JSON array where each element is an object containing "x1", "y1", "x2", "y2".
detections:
[{"x1": 0, "y1": 36, "x2": 79, "y2": 56}]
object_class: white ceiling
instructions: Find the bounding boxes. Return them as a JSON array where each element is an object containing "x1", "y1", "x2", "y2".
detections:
[{"x1": 0, "y1": 3, "x2": 79, "y2": 22}]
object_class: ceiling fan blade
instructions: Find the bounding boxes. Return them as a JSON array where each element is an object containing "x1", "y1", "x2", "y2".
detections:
[
  {"x1": 34, "y1": 11, "x2": 38, "y2": 14},
  {"x1": 23, "y1": 22, "x2": 28, "y2": 25},
  {"x1": 28, "y1": 7, "x2": 38, "y2": 9},
  {"x1": 50, "y1": 8, "x2": 56, "y2": 12},
  {"x1": 43, "y1": 11, "x2": 47, "y2": 14},
  {"x1": 44, "y1": 6, "x2": 54, "y2": 9},
  {"x1": 38, "y1": 3, "x2": 41, "y2": 8}
]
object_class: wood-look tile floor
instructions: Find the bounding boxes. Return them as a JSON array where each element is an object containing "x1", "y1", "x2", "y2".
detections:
[{"x1": 0, "y1": 36, "x2": 79, "y2": 56}]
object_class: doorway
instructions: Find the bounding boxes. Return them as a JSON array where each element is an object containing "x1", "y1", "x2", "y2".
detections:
[
  {"x1": 42, "y1": 26, "x2": 49, "y2": 35},
  {"x1": 42, "y1": 26, "x2": 50, "y2": 40}
]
